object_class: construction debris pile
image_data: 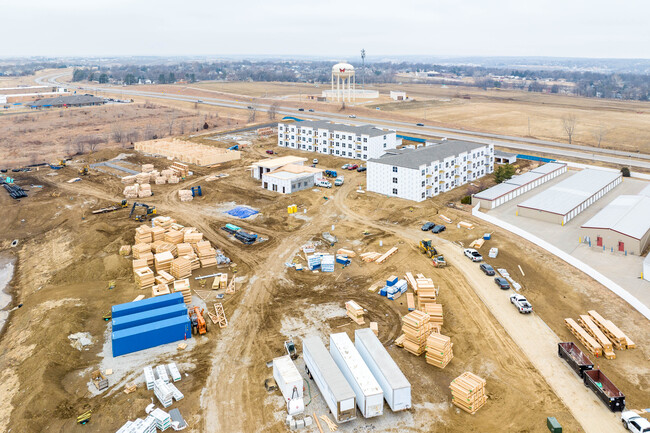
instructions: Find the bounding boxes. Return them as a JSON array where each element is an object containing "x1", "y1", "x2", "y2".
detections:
[
  {"x1": 450, "y1": 372, "x2": 487, "y2": 414},
  {"x1": 565, "y1": 310, "x2": 636, "y2": 359}
]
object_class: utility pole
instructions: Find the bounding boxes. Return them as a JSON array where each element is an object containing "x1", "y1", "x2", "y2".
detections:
[{"x1": 361, "y1": 49, "x2": 366, "y2": 89}]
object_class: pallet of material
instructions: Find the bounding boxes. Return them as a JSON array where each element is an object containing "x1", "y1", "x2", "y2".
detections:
[
  {"x1": 153, "y1": 216, "x2": 175, "y2": 228},
  {"x1": 139, "y1": 251, "x2": 154, "y2": 267},
  {"x1": 121, "y1": 175, "x2": 137, "y2": 185},
  {"x1": 458, "y1": 221, "x2": 474, "y2": 230},
  {"x1": 135, "y1": 267, "x2": 155, "y2": 289},
  {"x1": 175, "y1": 242, "x2": 193, "y2": 257},
  {"x1": 450, "y1": 372, "x2": 487, "y2": 414},
  {"x1": 170, "y1": 257, "x2": 192, "y2": 279},
  {"x1": 401, "y1": 310, "x2": 433, "y2": 356},
  {"x1": 136, "y1": 172, "x2": 152, "y2": 183},
  {"x1": 360, "y1": 252, "x2": 382, "y2": 262},
  {"x1": 469, "y1": 238, "x2": 485, "y2": 249},
  {"x1": 376, "y1": 247, "x2": 398, "y2": 264},
  {"x1": 184, "y1": 232, "x2": 203, "y2": 243},
  {"x1": 138, "y1": 183, "x2": 152, "y2": 198},
  {"x1": 426, "y1": 333, "x2": 453, "y2": 369},
  {"x1": 155, "y1": 176, "x2": 167, "y2": 185},
  {"x1": 336, "y1": 248, "x2": 356, "y2": 257},
  {"x1": 406, "y1": 293, "x2": 415, "y2": 311},
  {"x1": 151, "y1": 226, "x2": 165, "y2": 242},
  {"x1": 214, "y1": 303, "x2": 228, "y2": 328},
  {"x1": 170, "y1": 161, "x2": 189, "y2": 177},
  {"x1": 422, "y1": 303, "x2": 443, "y2": 327},
  {"x1": 439, "y1": 214, "x2": 452, "y2": 223},
  {"x1": 152, "y1": 283, "x2": 171, "y2": 297},
  {"x1": 178, "y1": 190, "x2": 193, "y2": 202},
  {"x1": 154, "y1": 251, "x2": 174, "y2": 273},
  {"x1": 123, "y1": 184, "x2": 139, "y2": 198},
  {"x1": 168, "y1": 176, "x2": 180, "y2": 184},
  {"x1": 173, "y1": 278, "x2": 192, "y2": 304},
  {"x1": 195, "y1": 241, "x2": 217, "y2": 267},
  {"x1": 394, "y1": 334, "x2": 406, "y2": 347},
  {"x1": 565, "y1": 318, "x2": 602, "y2": 357},
  {"x1": 588, "y1": 310, "x2": 635, "y2": 350},
  {"x1": 416, "y1": 278, "x2": 437, "y2": 304},
  {"x1": 345, "y1": 300, "x2": 365, "y2": 325},
  {"x1": 578, "y1": 315, "x2": 615, "y2": 359},
  {"x1": 134, "y1": 226, "x2": 152, "y2": 244},
  {"x1": 156, "y1": 270, "x2": 174, "y2": 285},
  {"x1": 154, "y1": 241, "x2": 175, "y2": 255},
  {"x1": 132, "y1": 258, "x2": 148, "y2": 273},
  {"x1": 164, "y1": 230, "x2": 184, "y2": 244},
  {"x1": 132, "y1": 243, "x2": 151, "y2": 259},
  {"x1": 219, "y1": 273, "x2": 228, "y2": 290},
  {"x1": 119, "y1": 245, "x2": 132, "y2": 256},
  {"x1": 141, "y1": 163, "x2": 154, "y2": 173}
]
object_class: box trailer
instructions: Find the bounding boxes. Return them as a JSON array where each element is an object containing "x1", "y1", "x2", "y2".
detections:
[
  {"x1": 557, "y1": 342, "x2": 594, "y2": 378},
  {"x1": 329, "y1": 332, "x2": 384, "y2": 418},
  {"x1": 111, "y1": 315, "x2": 191, "y2": 357},
  {"x1": 354, "y1": 328, "x2": 411, "y2": 412},
  {"x1": 583, "y1": 369, "x2": 625, "y2": 412},
  {"x1": 112, "y1": 303, "x2": 188, "y2": 332},
  {"x1": 302, "y1": 336, "x2": 356, "y2": 423},
  {"x1": 272, "y1": 355, "x2": 305, "y2": 415}
]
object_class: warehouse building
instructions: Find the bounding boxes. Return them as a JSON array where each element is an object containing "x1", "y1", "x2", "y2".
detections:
[
  {"x1": 517, "y1": 169, "x2": 622, "y2": 225},
  {"x1": 251, "y1": 155, "x2": 307, "y2": 180},
  {"x1": 277, "y1": 120, "x2": 398, "y2": 161},
  {"x1": 27, "y1": 94, "x2": 105, "y2": 108},
  {"x1": 494, "y1": 150, "x2": 518, "y2": 165},
  {"x1": 580, "y1": 185, "x2": 650, "y2": 255},
  {"x1": 366, "y1": 140, "x2": 494, "y2": 202},
  {"x1": 472, "y1": 162, "x2": 567, "y2": 209},
  {"x1": 260, "y1": 164, "x2": 324, "y2": 194}
]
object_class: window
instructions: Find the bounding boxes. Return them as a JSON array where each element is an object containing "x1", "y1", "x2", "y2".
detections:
[
  {"x1": 392, "y1": 188, "x2": 398, "y2": 194},
  {"x1": 445, "y1": 162, "x2": 449, "y2": 168},
  {"x1": 421, "y1": 181, "x2": 425, "y2": 187},
  {"x1": 392, "y1": 177, "x2": 398, "y2": 183},
  {"x1": 392, "y1": 166, "x2": 398, "y2": 173},
  {"x1": 421, "y1": 192, "x2": 425, "y2": 198},
  {"x1": 363, "y1": 138, "x2": 368, "y2": 142},
  {"x1": 421, "y1": 170, "x2": 425, "y2": 175},
  {"x1": 291, "y1": 135, "x2": 295, "y2": 139},
  {"x1": 335, "y1": 150, "x2": 339, "y2": 155},
  {"x1": 348, "y1": 152, "x2": 352, "y2": 156},
  {"x1": 383, "y1": 143, "x2": 386, "y2": 148},
  {"x1": 363, "y1": 155, "x2": 367, "y2": 159},
  {"x1": 348, "y1": 135, "x2": 352, "y2": 140},
  {"x1": 363, "y1": 146, "x2": 367, "y2": 151}
]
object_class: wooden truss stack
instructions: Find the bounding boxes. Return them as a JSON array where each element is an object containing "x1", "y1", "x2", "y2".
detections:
[
  {"x1": 170, "y1": 257, "x2": 192, "y2": 279},
  {"x1": 401, "y1": 310, "x2": 433, "y2": 356},
  {"x1": 345, "y1": 300, "x2": 365, "y2": 325},
  {"x1": 450, "y1": 372, "x2": 487, "y2": 414},
  {"x1": 425, "y1": 333, "x2": 453, "y2": 369},
  {"x1": 172, "y1": 279, "x2": 192, "y2": 305}
]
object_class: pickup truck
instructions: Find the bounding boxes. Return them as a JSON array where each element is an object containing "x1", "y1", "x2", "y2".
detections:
[
  {"x1": 509, "y1": 294, "x2": 532, "y2": 313},
  {"x1": 334, "y1": 177, "x2": 344, "y2": 186},
  {"x1": 622, "y1": 411, "x2": 650, "y2": 432},
  {"x1": 463, "y1": 248, "x2": 482, "y2": 262},
  {"x1": 316, "y1": 179, "x2": 332, "y2": 188}
]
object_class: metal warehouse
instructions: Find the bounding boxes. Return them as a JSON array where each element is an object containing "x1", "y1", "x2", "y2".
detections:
[
  {"x1": 581, "y1": 193, "x2": 650, "y2": 255},
  {"x1": 517, "y1": 169, "x2": 621, "y2": 225},
  {"x1": 472, "y1": 162, "x2": 567, "y2": 209}
]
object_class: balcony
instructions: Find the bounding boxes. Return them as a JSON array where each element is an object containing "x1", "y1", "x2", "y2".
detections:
[
  {"x1": 426, "y1": 174, "x2": 432, "y2": 178},
  {"x1": 426, "y1": 185, "x2": 432, "y2": 190}
]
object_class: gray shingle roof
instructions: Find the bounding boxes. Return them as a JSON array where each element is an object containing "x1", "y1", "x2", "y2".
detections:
[
  {"x1": 292, "y1": 120, "x2": 390, "y2": 138},
  {"x1": 28, "y1": 95, "x2": 105, "y2": 107},
  {"x1": 369, "y1": 140, "x2": 486, "y2": 169}
]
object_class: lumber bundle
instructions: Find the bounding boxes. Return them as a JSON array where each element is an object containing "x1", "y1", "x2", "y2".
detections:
[
  {"x1": 401, "y1": 310, "x2": 433, "y2": 356},
  {"x1": 214, "y1": 303, "x2": 228, "y2": 328},
  {"x1": 405, "y1": 272, "x2": 418, "y2": 291},
  {"x1": 154, "y1": 241, "x2": 175, "y2": 255},
  {"x1": 132, "y1": 258, "x2": 148, "y2": 273},
  {"x1": 134, "y1": 226, "x2": 152, "y2": 244},
  {"x1": 194, "y1": 240, "x2": 217, "y2": 267},
  {"x1": 151, "y1": 226, "x2": 165, "y2": 242},
  {"x1": 154, "y1": 251, "x2": 174, "y2": 273},
  {"x1": 588, "y1": 310, "x2": 636, "y2": 350},
  {"x1": 184, "y1": 232, "x2": 203, "y2": 244},
  {"x1": 336, "y1": 248, "x2": 356, "y2": 257},
  {"x1": 450, "y1": 372, "x2": 487, "y2": 414},
  {"x1": 458, "y1": 221, "x2": 474, "y2": 230},
  {"x1": 578, "y1": 315, "x2": 615, "y2": 359},
  {"x1": 136, "y1": 172, "x2": 151, "y2": 184},
  {"x1": 172, "y1": 279, "x2": 192, "y2": 304},
  {"x1": 141, "y1": 164, "x2": 154, "y2": 173},
  {"x1": 164, "y1": 230, "x2": 184, "y2": 244},
  {"x1": 140, "y1": 251, "x2": 154, "y2": 267},
  {"x1": 415, "y1": 277, "x2": 437, "y2": 303},
  {"x1": 168, "y1": 176, "x2": 180, "y2": 184},
  {"x1": 565, "y1": 318, "x2": 602, "y2": 357},
  {"x1": 178, "y1": 190, "x2": 193, "y2": 202},
  {"x1": 170, "y1": 257, "x2": 192, "y2": 279},
  {"x1": 176, "y1": 243, "x2": 193, "y2": 256},
  {"x1": 155, "y1": 176, "x2": 167, "y2": 185},
  {"x1": 170, "y1": 161, "x2": 189, "y2": 177},
  {"x1": 469, "y1": 238, "x2": 485, "y2": 249},
  {"x1": 121, "y1": 175, "x2": 136, "y2": 185},
  {"x1": 345, "y1": 300, "x2": 365, "y2": 325},
  {"x1": 119, "y1": 245, "x2": 131, "y2": 256},
  {"x1": 152, "y1": 283, "x2": 171, "y2": 297},
  {"x1": 426, "y1": 333, "x2": 453, "y2": 368},
  {"x1": 376, "y1": 247, "x2": 398, "y2": 264},
  {"x1": 360, "y1": 252, "x2": 381, "y2": 262},
  {"x1": 394, "y1": 334, "x2": 406, "y2": 347},
  {"x1": 123, "y1": 184, "x2": 139, "y2": 198},
  {"x1": 406, "y1": 293, "x2": 415, "y2": 311},
  {"x1": 422, "y1": 303, "x2": 443, "y2": 328},
  {"x1": 161, "y1": 169, "x2": 174, "y2": 179},
  {"x1": 181, "y1": 254, "x2": 200, "y2": 271},
  {"x1": 153, "y1": 216, "x2": 175, "y2": 228},
  {"x1": 132, "y1": 243, "x2": 151, "y2": 259},
  {"x1": 135, "y1": 267, "x2": 155, "y2": 289},
  {"x1": 155, "y1": 270, "x2": 174, "y2": 285},
  {"x1": 439, "y1": 214, "x2": 452, "y2": 223},
  {"x1": 138, "y1": 183, "x2": 152, "y2": 198},
  {"x1": 134, "y1": 138, "x2": 241, "y2": 166}
]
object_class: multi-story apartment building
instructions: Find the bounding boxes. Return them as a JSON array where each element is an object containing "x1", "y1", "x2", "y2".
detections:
[
  {"x1": 366, "y1": 140, "x2": 494, "y2": 202},
  {"x1": 277, "y1": 120, "x2": 398, "y2": 161}
]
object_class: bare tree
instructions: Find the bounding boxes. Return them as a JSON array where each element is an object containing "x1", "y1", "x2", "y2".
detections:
[
  {"x1": 268, "y1": 102, "x2": 279, "y2": 121},
  {"x1": 112, "y1": 124, "x2": 124, "y2": 143},
  {"x1": 87, "y1": 135, "x2": 103, "y2": 152},
  {"x1": 592, "y1": 124, "x2": 608, "y2": 148},
  {"x1": 75, "y1": 138, "x2": 86, "y2": 155},
  {"x1": 562, "y1": 115, "x2": 577, "y2": 144},
  {"x1": 167, "y1": 110, "x2": 176, "y2": 136}
]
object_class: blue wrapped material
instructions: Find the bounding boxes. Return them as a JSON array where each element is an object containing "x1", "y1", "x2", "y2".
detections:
[
  {"x1": 112, "y1": 303, "x2": 188, "y2": 332},
  {"x1": 112, "y1": 292, "x2": 183, "y2": 319},
  {"x1": 380, "y1": 287, "x2": 387, "y2": 297},
  {"x1": 112, "y1": 316, "x2": 191, "y2": 357},
  {"x1": 386, "y1": 276, "x2": 398, "y2": 286},
  {"x1": 395, "y1": 280, "x2": 408, "y2": 294}
]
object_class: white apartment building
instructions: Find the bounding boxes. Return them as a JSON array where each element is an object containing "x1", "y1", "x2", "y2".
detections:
[
  {"x1": 277, "y1": 120, "x2": 398, "y2": 161},
  {"x1": 366, "y1": 140, "x2": 494, "y2": 202}
]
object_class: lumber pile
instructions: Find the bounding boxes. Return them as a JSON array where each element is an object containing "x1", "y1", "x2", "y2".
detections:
[
  {"x1": 406, "y1": 293, "x2": 415, "y2": 311},
  {"x1": 135, "y1": 267, "x2": 155, "y2": 290},
  {"x1": 336, "y1": 248, "x2": 356, "y2": 257},
  {"x1": 401, "y1": 310, "x2": 433, "y2": 356},
  {"x1": 422, "y1": 303, "x2": 443, "y2": 329},
  {"x1": 123, "y1": 184, "x2": 139, "y2": 198},
  {"x1": 132, "y1": 258, "x2": 148, "y2": 273},
  {"x1": 141, "y1": 164, "x2": 154, "y2": 173},
  {"x1": 119, "y1": 245, "x2": 131, "y2": 256},
  {"x1": 154, "y1": 241, "x2": 175, "y2": 255},
  {"x1": 394, "y1": 334, "x2": 405, "y2": 347},
  {"x1": 154, "y1": 251, "x2": 174, "y2": 274},
  {"x1": 155, "y1": 176, "x2": 167, "y2": 185},
  {"x1": 578, "y1": 315, "x2": 615, "y2": 359},
  {"x1": 164, "y1": 230, "x2": 184, "y2": 244},
  {"x1": 426, "y1": 333, "x2": 453, "y2": 368},
  {"x1": 134, "y1": 138, "x2": 241, "y2": 166},
  {"x1": 376, "y1": 247, "x2": 398, "y2": 264},
  {"x1": 469, "y1": 238, "x2": 485, "y2": 249},
  {"x1": 132, "y1": 242, "x2": 151, "y2": 259},
  {"x1": 170, "y1": 162, "x2": 189, "y2": 177},
  {"x1": 121, "y1": 175, "x2": 136, "y2": 185},
  {"x1": 168, "y1": 176, "x2": 180, "y2": 184},
  {"x1": 134, "y1": 226, "x2": 153, "y2": 244},
  {"x1": 155, "y1": 270, "x2": 174, "y2": 286},
  {"x1": 588, "y1": 310, "x2": 636, "y2": 350},
  {"x1": 170, "y1": 257, "x2": 192, "y2": 279},
  {"x1": 565, "y1": 318, "x2": 602, "y2": 357},
  {"x1": 138, "y1": 183, "x2": 152, "y2": 198},
  {"x1": 439, "y1": 214, "x2": 452, "y2": 223},
  {"x1": 151, "y1": 226, "x2": 165, "y2": 242},
  {"x1": 136, "y1": 172, "x2": 151, "y2": 184},
  {"x1": 178, "y1": 190, "x2": 193, "y2": 202},
  {"x1": 152, "y1": 283, "x2": 171, "y2": 297},
  {"x1": 195, "y1": 240, "x2": 217, "y2": 267},
  {"x1": 450, "y1": 372, "x2": 487, "y2": 414},
  {"x1": 458, "y1": 221, "x2": 474, "y2": 230},
  {"x1": 153, "y1": 216, "x2": 175, "y2": 229},
  {"x1": 360, "y1": 252, "x2": 381, "y2": 262},
  {"x1": 176, "y1": 243, "x2": 193, "y2": 256},
  {"x1": 184, "y1": 232, "x2": 203, "y2": 243},
  {"x1": 416, "y1": 277, "x2": 437, "y2": 304},
  {"x1": 172, "y1": 279, "x2": 192, "y2": 305},
  {"x1": 219, "y1": 273, "x2": 228, "y2": 290},
  {"x1": 345, "y1": 300, "x2": 365, "y2": 325}
]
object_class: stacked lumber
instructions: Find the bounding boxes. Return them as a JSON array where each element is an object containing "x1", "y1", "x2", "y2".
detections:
[
  {"x1": 184, "y1": 232, "x2": 203, "y2": 243},
  {"x1": 132, "y1": 258, "x2": 148, "y2": 273},
  {"x1": 401, "y1": 310, "x2": 433, "y2": 356},
  {"x1": 161, "y1": 169, "x2": 174, "y2": 179},
  {"x1": 336, "y1": 248, "x2": 356, "y2": 257},
  {"x1": 406, "y1": 293, "x2": 415, "y2": 311},
  {"x1": 345, "y1": 300, "x2": 365, "y2": 325},
  {"x1": 154, "y1": 251, "x2": 174, "y2": 273},
  {"x1": 142, "y1": 164, "x2": 154, "y2": 173},
  {"x1": 121, "y1": 175, "x2": 136, "y2": 185},
  {"x1": 458, "y1": 221, "x2": 474, "y2": 230},
  {"x1": 416, "y1": 277, "x2": 437, "y2": 304},
  {"x1": 176, "y1": 243, "x2": 193, "y2": 256},
  {"x1": 138, "y1": 183, "x2": 152, "y2": 198},
  {"x1": 469, "y1": 238, "x2": 485, "y2": 249},
  {"x1": 135, "y1": 267, "x2": 155, "y2": 289},
  {"x1": 178, "y1": 190, "x2": 193, "y2": 202},
  {"x1": 578, "y1": 315, "x2": 615, "y2": 359},
  {"x1": 153, "y1": 241, "x2": 175, "y2": 255},
  {"x1": 170, "y1": 257, "x2": 192, "y2": 279},
  {"x1": 153, "y1": 216, "x2": 175, "y2": 229},
  {"x1": 426, "y1": 333, "x2": 453, "y2": 368},
  {"x1": 376, "y1": 247, "x2": 398, "y2": 264},
  {"x1": 152, "y1": 283, "x2": 170, "y2": 297},
  {"x1": 132, "y1": 243, "x2": 151, "y2": 259},
  {"x1": 360, "y1": 252, "x2": 381, "y2": 262},
  {"x1": 195, "y1": 241, "x2": 217, "y2": 267},
  {"x1": 119, "y1": 245, "x2": 131, "y2": 256},
  {"x1": 155, "y1": 270, "x2": 174, "y2": 285},
  {"x1": 588, "y1": 310, "x2": 636, "y2": 350},
  {"x1": 155, "y1": 176, "x2": 167, "y2": 185},
  {"x1": 405, "y1": 272, "x2": 418, "y2": 291},
  {"x1": 450, "y1": 372, "x2": 487, "y2": 414},
  {"x1": 136, "y1": 172, "x2": 151, "y2": 184},
  {"x1": 565, "y1": 318, "x2": 602, "y2": 357},
  {"x1": 183, "y1": 254, "x2": 200, "y2": 271},
  {"x1": 164, "y1": 230, "x2": 184, "y2": 244},
  {"x1": 151, "y1": 226, "x2": 165, "y2": 242},
  {"x1": 168, "y1": 176, "x2": 180, "y2": 184},
  {"x1": 422, "y1": 303, "x2": 443, "y2": 329},
  {"x1": 439, "y1": 214, "x2": 452, "y2": 223},
  {"x1": 123, "y1": 184, "x2": 139, "y2": 198},
  {"x1": 173, "y1": 279, "x2": 192, "y2": 304},
  {"x1": 134, "y1": 226, "x2": 152, "y2": 244},
  {"x1": 219, "y1": 273, "x2": 228, "y2": 290},
  {"x1": 170, "y1": 162, "x2": 189, "y2": 177}
]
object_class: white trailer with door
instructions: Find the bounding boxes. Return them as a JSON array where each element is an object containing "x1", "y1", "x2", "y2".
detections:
[
  {"x1": 272, "y1": 355, "x2": 305, "y2": 415},
  {"x1": 329, "y1": 332, "x2": 384, "y2": 418},
  {"x1": 354, "y1": 328, "x2": 411, "y2": 412},
  {"x1": 302, "y1": 336, "x2": 357, "y2": 423}
]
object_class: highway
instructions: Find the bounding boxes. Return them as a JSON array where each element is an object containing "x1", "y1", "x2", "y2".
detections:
[{"x1": 38, "y1": 72, "x2": 650, "y2": 170}]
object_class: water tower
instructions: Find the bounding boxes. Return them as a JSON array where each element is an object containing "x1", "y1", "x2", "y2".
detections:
[{"x1": 331, "y1": 62, "x2": 355, "y2": 102}]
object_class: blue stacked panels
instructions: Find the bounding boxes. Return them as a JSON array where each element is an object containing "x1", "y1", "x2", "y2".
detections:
[
  {"x1": 335, "y1": 255, "x2": 350, "y2": 265},
  {"x1": 380, "y1": 287, "x2": 387, "y2": 297},
  {"x1": 307, "y1": 255, "x2": 321, "y2": 270},
  {"x1": 321, "y1": 255, "x2": 335, "y2": 272},
  {"x1": 386, "y1": 276, "x2": 398, "y2": 286},
  {"x1": 111, "y1": 293, "x2": 191, "y2": 357},
  {"x1": 387, "y1": 280, "x2": 407, "y2": 300}
]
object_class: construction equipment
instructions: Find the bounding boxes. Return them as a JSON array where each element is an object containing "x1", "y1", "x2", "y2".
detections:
[
  {"x1": 49, "y1": 159, "x2": 67, "y2": 170},
  {"x1": 120, "y1": 199, "x2": 128, "y2": 208},
  {"x1": 78, "y1": 165, "x2": 89, "y2": 175},
  {"x1": 419, "y1": 239, "x2": 438, "y2": 258},
  {"x1": 432, "y1": 255, "x2": 447, "y2": 268},
  {"x1": 189, "y1": 306, "x2": 208, "y2": 335},
  {"x1": 77, "y1": 410, "x2": 92, "y2": 425},
  {"x1": 129, "y1": 202, "x2": 157, "y2": 222},
  {"x1": 285, "y1": 340, "x2": 298, "y2": 360}
]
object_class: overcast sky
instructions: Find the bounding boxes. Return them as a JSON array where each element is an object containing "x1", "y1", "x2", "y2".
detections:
[{"x1": 2, "y1": 0, "x2": 649, "y2": 59}]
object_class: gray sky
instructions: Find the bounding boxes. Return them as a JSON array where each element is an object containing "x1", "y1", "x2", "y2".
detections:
[{"x1": 2, "y1": 0, "x2": 649, "y2": 58}]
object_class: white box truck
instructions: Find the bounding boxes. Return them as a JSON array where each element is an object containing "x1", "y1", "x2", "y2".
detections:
[
  {"x1": 272, "y1": 355, "x2": 304, "y2": 415},
  {"x1": 329, "y1": 332, "x2": 384, "y2": 418},
  {"x1": 302, "y1": 336, "x2": 357, "y2": 423},
  {"x1": 354, "y1": 328, "x2": 411, "y2": 412}
]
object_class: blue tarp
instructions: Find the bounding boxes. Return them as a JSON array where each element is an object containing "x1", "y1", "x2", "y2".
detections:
[
  {"x1": 281, "y1": 116, "x2": 304, "y2": 122},
  {"x1": 396, "y1": 134, "x2": 427, "y2": 143},
  {"x1": 111, "y1": 315, "x2": 191, "y2": 357},
  {"x1": 226, "y1": 206, "x2": 259, "y2": 219},
  {"x1": 516, "y1": 154, "x2": 556, "y2": 163},
  {"x1": 112, "y1": 303, "x2": 188, "y2": 332}
]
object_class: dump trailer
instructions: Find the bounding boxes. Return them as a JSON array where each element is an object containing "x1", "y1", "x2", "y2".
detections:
[
  {"x1": 302, "y1": 336, "x2": 357, "y2": 423},
  {"x1": 329, "y1": 332, "x2": 384, "y2": 418},
  {"x1": 583, "y1": 369, "x2": 625, "y2": 411},
  {"x1": 558, "y1": 342, "x2": 593, "y2": 378},
  {"x1": 354, "y1": 328, "x2": 411, "y2": 412},
  {"x1": 272, "y1": 355, "x2": 304, "y2": 415}
]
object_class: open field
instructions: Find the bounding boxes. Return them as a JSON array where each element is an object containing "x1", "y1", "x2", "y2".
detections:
[{"x1": 0, "y1": 131, "x2": 647, "y2": 432}]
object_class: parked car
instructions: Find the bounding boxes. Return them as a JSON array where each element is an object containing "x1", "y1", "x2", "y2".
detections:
[
  {"x1": 494, "y1": 277, "x2": 510, "y2": 290},
  {"x1": 316, "y1": 179, "x2": 332, "y2": 188},
  {"x1": 308, "y1": 109, "x2": 314, "y2": 112},
  {"x1": 266, "y1": 150, "x2": 274, "y2": 155},
  {"x1": 341, "y1": 164, "x2": 350, "y2": 169},
  {"x1": 510, "y1": 294, "x2": 532, "y2": 313},
  {"x1": 431, "y1": 224, "x2": 446, "y2": 233},
  {"x1": 416, "y1": 123, "x2": 424, "y2": 126},
  {"x1": 313, "y1": 159, "x2": 319, "y2": 164},
  {"x1": 356, "y1": 166, "x2": 366, "y2": 172},
  {"x1": 298, "y1": 108, "x2": 305, "y2": 111},
  {"x1": 334, "y1": 177, "x2": 344, "y2": 186},
  {"x1": 197, "y1": 100, "x2": 203, "y2": 103},
  {"x1": 349, "y1": 114, "x2": 356, "y2": 118},
  {"x1": 348, "y1": 164, "x2": 358, "y2": 170},
  {"x1": 479, "y1": 263, "x2": 495, "y2": 276},
  {"x1": 464, "y1": 248, "x2": 483, "y2": 262},
  {"x1": 421, "y1": 222, "x2": 435, "y2": 231},
  {"x1": 247, "y1": 105, "x2": 253, "y2": 109},
  {"x1": 622, "y1": 411, "x2": 650, "y2": 432}
]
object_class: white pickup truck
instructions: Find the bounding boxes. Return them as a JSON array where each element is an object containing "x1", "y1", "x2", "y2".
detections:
[
  {"x1": 509, "y1": 294, "x2": 533, "y2": 314},
  {"x1": 622, "y1": 411, "x2": 650, "y2": 433},
  {"x1": 316, "y1": 179, "x2": 332, "y2": 188}
]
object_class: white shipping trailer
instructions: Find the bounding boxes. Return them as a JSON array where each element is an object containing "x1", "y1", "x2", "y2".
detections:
[
  {"x1": 329, "y1": 332, "x2": 384, "y2": 418},
  {"x1": 354, "y1": 328, "x2": 411, "y2": 412},
  {"x1": 302, "y1": 336, "x2": 357, "y2": 423},
  {"x1": 272, "y1": 355, "x2": 304, "y2": 415}
]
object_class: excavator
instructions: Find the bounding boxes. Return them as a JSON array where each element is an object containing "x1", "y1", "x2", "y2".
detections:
[
  {"x1": 78, "y1": 165, "x2": 89, "y2": 176},
  {"x1": 129, "y1": 202, "x2": 157, "y2": 222},
  {"x1": 189, "y1": 306, "x2": 208, "y2": 335}
]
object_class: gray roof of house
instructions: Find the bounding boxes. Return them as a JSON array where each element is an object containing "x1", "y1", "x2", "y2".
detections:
[
  {"x1": 369, "y1": 140, "x2": 486, "y2": 169},
  {"x1": 292, "y1": 120, "x2": 389, "y2": 138},
  {"x1": 494, "y1": 150, "x2": 517, "y2": 158},
  {"x1": 28, "y1": 95, "x2": 105, "y2": 107}
]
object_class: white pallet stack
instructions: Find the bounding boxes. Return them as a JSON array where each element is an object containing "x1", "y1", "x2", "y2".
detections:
[
  {"x1": 143, "y1": 366, "x2": 155, "y2": 390},
  {"x1": 153, "y1": 379, "x2": 174, "y2": 408},
  {"x1": 150, "y1": 408, "x2": 172, "y2": 431},
  {"x1": 168, "y1": 362, "x2": 182, "y2": 382},
  {"x1": 321, "y1": 255, "x2": 335, "y2": 272},
  {"x1": 156, "y1": 365, "x2": 170, "y2": 384},
  {"x1": 115, "y1": 416, "x2": 156, "y2": 433},
  {"x1": 307, "y1": 254, "x2": 321, "y2": 270},
  {"x1": 168, "y1": 382, "x2": 184, "y2": 401}
]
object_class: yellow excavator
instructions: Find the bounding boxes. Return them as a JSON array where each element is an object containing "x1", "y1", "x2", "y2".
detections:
[{"x1": 78, "y1": 165, "x2": 89, "y2": 175}]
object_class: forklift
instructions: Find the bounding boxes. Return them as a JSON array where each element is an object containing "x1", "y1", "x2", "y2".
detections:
[
  {"x1": 189, "y1": 307, "x2": 208, "y2": 335},
  {"x1": 129, "y1": 202, "x2": 157, "y2": 222}
]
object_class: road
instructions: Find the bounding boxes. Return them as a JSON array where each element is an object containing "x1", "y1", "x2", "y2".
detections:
[{"x1": 38, "y1": 71, "x2": 650, "y2": 170}]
